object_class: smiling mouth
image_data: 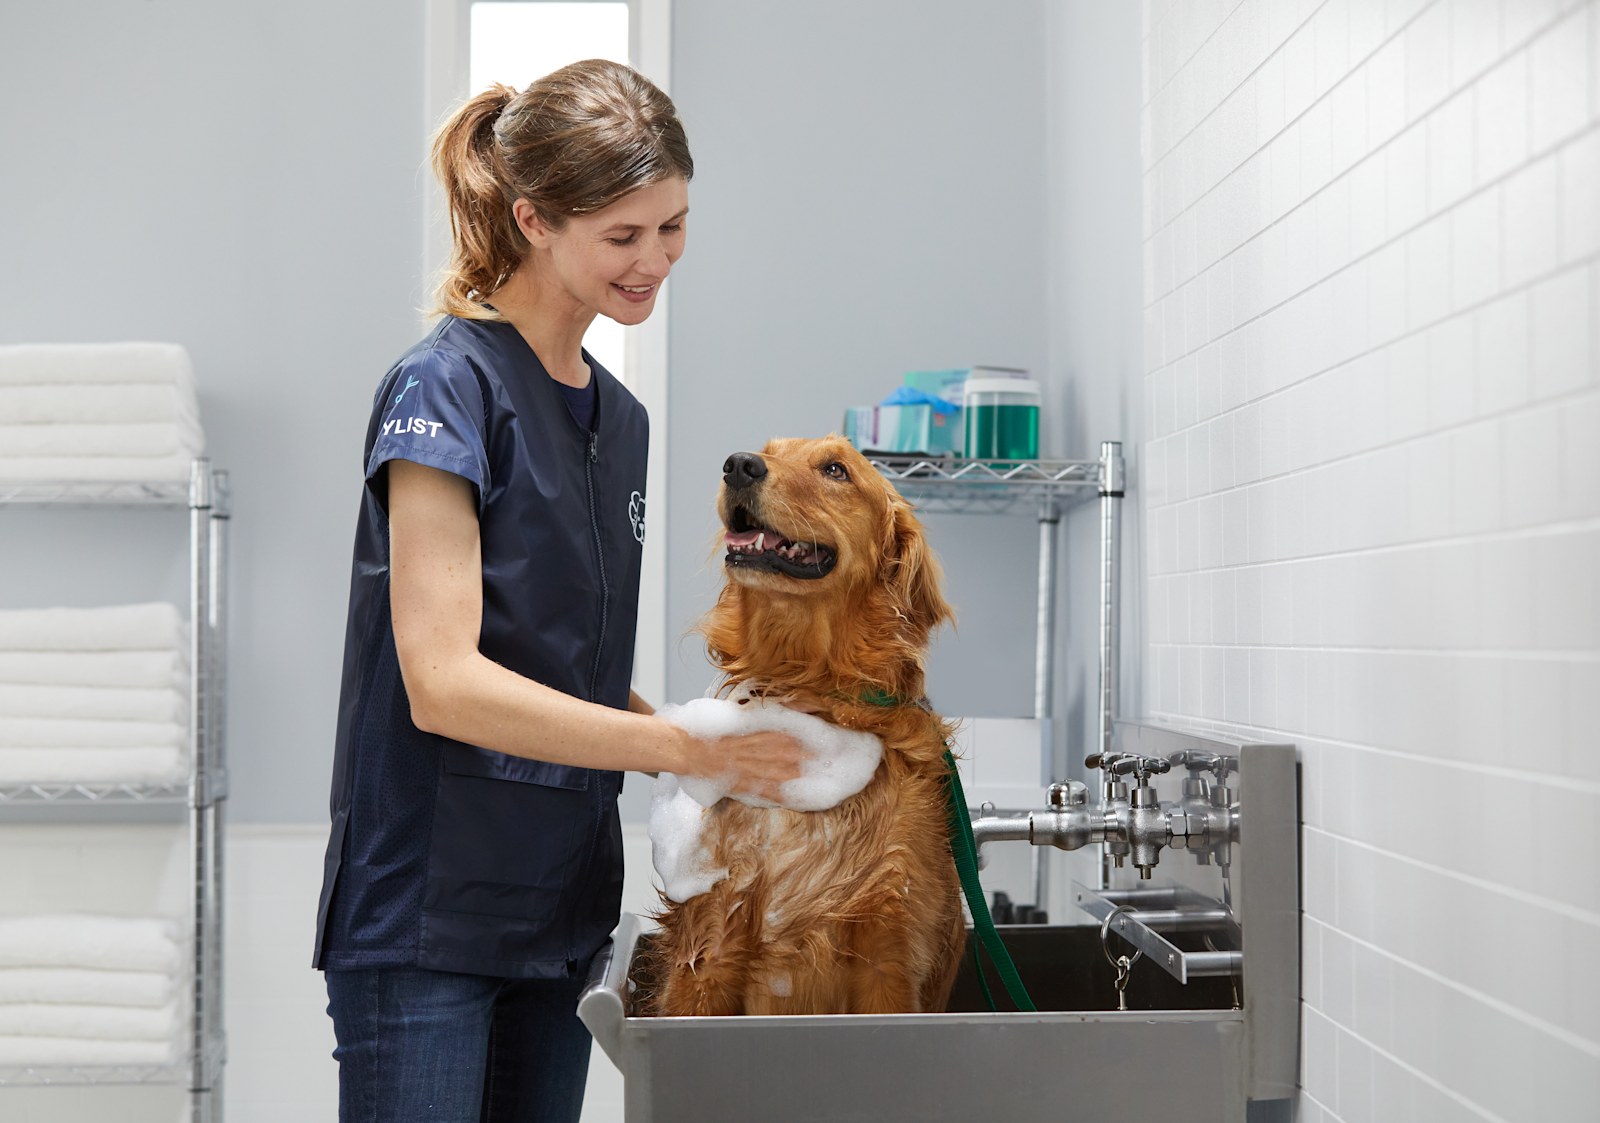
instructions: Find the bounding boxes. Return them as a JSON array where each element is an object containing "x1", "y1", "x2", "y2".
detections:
[{"x1": 723, "y1": 506, "x2": 837, "y2": 579}]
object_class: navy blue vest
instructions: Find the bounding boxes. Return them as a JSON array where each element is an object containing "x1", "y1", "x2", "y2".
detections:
[{"x1": 314, "y1": 316, "x2": 646, "y2": 978}]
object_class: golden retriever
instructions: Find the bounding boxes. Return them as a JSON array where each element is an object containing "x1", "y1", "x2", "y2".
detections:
[{"x1": 637, "y1": 436, "x2": 966, "y2": 1016}]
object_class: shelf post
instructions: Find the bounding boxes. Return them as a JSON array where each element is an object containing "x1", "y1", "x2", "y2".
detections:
[{"x1": 187, "y1": 460, "x2": 227, "y2": 1122}]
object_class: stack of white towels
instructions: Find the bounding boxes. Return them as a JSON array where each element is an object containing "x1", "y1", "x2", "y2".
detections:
[
  {"x1": 0, "y1": 914, "x2": 184, "y2": 1066},
  {"x1": 0, "y1": 603, "x2": 189, "y2": 786},
  {"x1": 0, "y1": 342, "x2": 204, "y2": 482}
]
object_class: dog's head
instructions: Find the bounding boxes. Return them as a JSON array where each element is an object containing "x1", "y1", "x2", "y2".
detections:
[{"x1": 713, "y1": 436, "x2": 952, "y2": 662}]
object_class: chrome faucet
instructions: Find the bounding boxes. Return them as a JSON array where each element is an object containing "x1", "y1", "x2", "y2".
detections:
[{"x1": 969, "y1": 751, "x2": 1240, "y2": 880}]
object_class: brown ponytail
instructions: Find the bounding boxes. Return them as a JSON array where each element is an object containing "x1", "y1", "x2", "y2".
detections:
[{"x1": 430, "y1": 60, "x2": 694, "y2": 320}]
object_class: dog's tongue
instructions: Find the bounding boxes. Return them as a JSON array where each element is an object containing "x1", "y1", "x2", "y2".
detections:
[{"x1": 725, "y1": 529, "x2": 764, "y2": 549}]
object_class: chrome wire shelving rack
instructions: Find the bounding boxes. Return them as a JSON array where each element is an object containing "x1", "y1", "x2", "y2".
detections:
[
  {"x1": 0, "y1": 479, "x2": 195, "y2": 506},
  {"x1": 871, "y1": 443, "x2": 1126, "y2": 914},
  {"x1": 867, "y1": 455, "x2": 1104, "y2": 515},
  {"x1": 0, "y1": 460, "x2": 230, "y2": 1122}
]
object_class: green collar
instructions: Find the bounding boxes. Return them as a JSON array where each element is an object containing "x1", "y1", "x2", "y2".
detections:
[{"x1": 858, "y1": 688, "x2": 901, "y2": 708}]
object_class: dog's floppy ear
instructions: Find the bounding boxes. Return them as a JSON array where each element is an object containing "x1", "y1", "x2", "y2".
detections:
[{"x1": 883, "y1": 498, "x2": 954, "y2": 639}]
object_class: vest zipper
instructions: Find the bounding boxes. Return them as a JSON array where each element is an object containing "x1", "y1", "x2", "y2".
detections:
[
  {"x1": 584, "y1": 431, "x2": 609, "y2": 702},
  {"x1": 573, "y1": 429, "x2": 610, "y2": 969}
]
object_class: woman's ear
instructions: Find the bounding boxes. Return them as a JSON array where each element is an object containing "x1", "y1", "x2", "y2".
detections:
[
  {"x1": 512, "y1": 198, "x2": 553, "y2": 248},
  {"x1": 884, "y1": 500, "x2": 954, "y2": 640}
]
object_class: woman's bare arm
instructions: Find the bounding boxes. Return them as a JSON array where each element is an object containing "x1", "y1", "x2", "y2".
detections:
[{"x1": 387, "y1": 459, "x2": 800, "y2": 797}]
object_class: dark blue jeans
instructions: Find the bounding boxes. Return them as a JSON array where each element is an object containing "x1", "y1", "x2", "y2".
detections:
[{"x1": 324, "y1": 967, "x2": 592, "y2": 1123}]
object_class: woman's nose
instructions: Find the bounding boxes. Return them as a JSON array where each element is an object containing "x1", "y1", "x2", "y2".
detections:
[
  {"x1": 723, "y1": 452, "x2": 767, "y2": 489},
  {"x1": 639, "y1": 236, "x2": 673, "y2": 279}
]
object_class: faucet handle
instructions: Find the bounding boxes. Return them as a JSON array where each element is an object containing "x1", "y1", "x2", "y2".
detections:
[
  {"x1": 1084, "y1": 751, "x2": 1131, "y2": 772},
  {"x1": 1109, "y1": 755, "x2": 1170, "y2": 784},
  {"x1": 1167, "y1": 750, "x2": 1237, "y2": 784}
]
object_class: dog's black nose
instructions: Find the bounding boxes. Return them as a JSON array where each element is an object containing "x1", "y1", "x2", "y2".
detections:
[{"x1": 722, "y1": 451, "x2": 768, "y2": 489}]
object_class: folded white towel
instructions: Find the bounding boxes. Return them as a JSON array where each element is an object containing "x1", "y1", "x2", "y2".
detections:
[
  {"x1": 0, "y1": 1035, "x2": 180, "y2": 1066},
  {"x1": 648, "y1": 682, "x2": 884, "y2": 902},
  {"x1": 0, "y1": 684, "x2": 184, "y2": 724},
  {"x1": 0, "y1": 343, "x2": 195, "y2": 388},
  {"x1": 0, "y1": 384, "x2": 185, "y2": 425},
  {"x1": 0, "y1": 604, "x2": 183, "y2": 653},
  {"x1": 0, "y1": 650, "x2": 186, "y2": 689},
  {"x1": 0, "y1": 719, "x2": 186, "y2": 750},
  {"x1": 0, "y1": 967, "x2": 175, "y2": 1008},
  {"x1": 0, "y1": 422, "x2": 197, "y2": 459},
  {"x1": 0, "y1": 453, "x2": 199, "y2": 482},
  {"x1": 0, "y1": 748, "x2": 185, "y2": 784},
  {"x1": 0, "y1": 1001, "x2": 179, "y2": 1042},
  {"x1": 0, "y1": 915, "x2": 180, "y2": 973}
]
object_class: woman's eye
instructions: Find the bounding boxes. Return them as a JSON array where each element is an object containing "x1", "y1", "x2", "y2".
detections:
[
  {"x1": 660, "y1": 223, "x2": 683, "y2": 234},
  {"x1": 822, "y1": 462, "x2": 849, "y2": 481},
  {"x1": 608, "y1": 234, "x2": 638, "y2": 247}
]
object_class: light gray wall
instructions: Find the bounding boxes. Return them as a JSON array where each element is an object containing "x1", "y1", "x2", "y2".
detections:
[
  {"x1": 655, "y1": 0, "x2": 1055, "y2": 814},
  {"x1": 654, "y1": 0, "x2": 1142, "y2": 821},
  {"x1": 1044, "y1": 1, "x2": 1145, "y2": 781},
  {"x1": 0, "y1": 0, "x2": 424, "y2": 822}
]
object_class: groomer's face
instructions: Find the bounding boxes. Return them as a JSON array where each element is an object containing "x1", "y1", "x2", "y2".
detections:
[{"x1": 521, "y1": 176, "x2": 688, "y2": 327}]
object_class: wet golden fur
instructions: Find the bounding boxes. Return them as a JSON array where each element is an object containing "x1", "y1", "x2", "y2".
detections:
[{"x1": 638, "y1": 436, "x2": 966, "y2": 1016}]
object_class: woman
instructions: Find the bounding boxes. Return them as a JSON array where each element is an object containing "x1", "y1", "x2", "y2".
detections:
[{"x1": 314, "y1": 60, "x2": 802, "y2": 1122}]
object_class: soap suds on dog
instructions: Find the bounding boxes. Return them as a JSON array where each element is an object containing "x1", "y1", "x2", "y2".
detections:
[{"x1": 648, "y1": 682, "x2": 883, "y2": 902}]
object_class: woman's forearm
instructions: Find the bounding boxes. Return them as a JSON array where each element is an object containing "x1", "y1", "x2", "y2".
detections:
[{"x1": 406, "y1": 649, "x2": 689, "y2": 773}]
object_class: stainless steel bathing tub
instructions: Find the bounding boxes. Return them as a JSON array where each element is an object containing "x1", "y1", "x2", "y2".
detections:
[
  {"x1": 581, "y1": 914, "x2": 1267, "y2": 1121},
  {"x1": 580, "y1": 729, "x2": 1298, "y2": 1121}
]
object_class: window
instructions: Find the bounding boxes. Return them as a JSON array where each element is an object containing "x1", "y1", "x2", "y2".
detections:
[{"x1": 469, "y1": 2, "x2": 631, "y2": 382}]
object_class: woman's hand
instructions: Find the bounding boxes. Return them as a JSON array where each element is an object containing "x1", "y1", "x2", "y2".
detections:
[{"x1": 671, "y1": 724, "x2": 806, "y2": 804}]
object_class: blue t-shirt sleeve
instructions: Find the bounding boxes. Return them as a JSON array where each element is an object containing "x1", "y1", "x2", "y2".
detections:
[{"x1": 366, "y1": 347, "x2": 491, "y2": 513}]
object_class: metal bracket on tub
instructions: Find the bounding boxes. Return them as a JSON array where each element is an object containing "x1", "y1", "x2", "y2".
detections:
[
  {"x1": 1072, "y1": 882, "x2": 1241, "y2": 984},
  {"x1": 578, "y1": 912, "x2": 645, "y2": 1066}
]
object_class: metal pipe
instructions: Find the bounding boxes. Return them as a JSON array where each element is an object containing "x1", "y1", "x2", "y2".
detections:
[
  {"x1": 1112, "y1": 908, "x2": 1231, "y2": 931},
  {"x1": 970, "y1": 814, "x2": 1033, "y2": 847},
  {"x1": 1097, "y1": 441, "x2": 1123, "y2": 768},
  {"x1": 1034, "y1": 497, "x2": 1059, "y2": 727},
  {"x1": 1096, "y1": 442, "x2": 1124, "y2": 891},
  {"x1": 1032, "y1": 496, "x2": 1061, "y2": 917}
]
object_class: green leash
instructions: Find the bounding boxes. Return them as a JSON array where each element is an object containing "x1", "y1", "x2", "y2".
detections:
[
  {"x1": 856, "y1": 689, "x2": 1035, "y2": 1012},
  {"x1": 944, "y1": 749, "x2": 1036, "y2": 1012}
]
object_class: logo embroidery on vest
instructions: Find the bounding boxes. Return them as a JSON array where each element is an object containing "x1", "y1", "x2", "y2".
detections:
[
  {"x1": 629, "y1": 491, "x2": 646, "y2": 544},
  {"x1": 394, "y1": 375, "x2": 420, "y2": 404},
  {"x1": 381, "y1": 417, "x2": 443, "y2": 438}
]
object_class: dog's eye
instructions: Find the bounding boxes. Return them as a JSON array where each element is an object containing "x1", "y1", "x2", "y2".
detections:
[{"x1": 822, "y1": 461, "x2": 850, "y2": 481}]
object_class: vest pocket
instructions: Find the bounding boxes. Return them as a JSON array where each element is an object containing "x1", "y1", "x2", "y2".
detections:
[
  {"x1": 440, "y1": 742, "x2": 590, "y2": 790},
  {"x1": 424, "y1": 748, "x2": 594, "y2": 934}
]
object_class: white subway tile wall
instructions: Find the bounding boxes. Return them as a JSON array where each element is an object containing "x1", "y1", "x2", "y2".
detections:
[{"x1": 1142, "y1": 0, "x2": 1599, "y2": 1117}]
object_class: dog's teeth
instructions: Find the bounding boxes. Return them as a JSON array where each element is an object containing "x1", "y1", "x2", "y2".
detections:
[{"x1": 755, "y1": 533, "x2": 764, "y2": 552}]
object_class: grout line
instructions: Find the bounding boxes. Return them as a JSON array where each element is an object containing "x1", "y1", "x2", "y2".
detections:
[
  {"x1": 1142, "y1": 120, "x2": 1600, "y2": 378},
  {"x1": 1300, "y1": 1008, "x2": 1512, "y2": 1123},
  {"x1": 1142, "y1": 248, "x2": 1600, "y2": 444},
  {"x1": 1143, "y1": 0, "x2": 1592, "y2": 239},
  {"x1": 1141, "y1": 709, "x2": 1600, "y2": 796},
  {"x1": 1303, "y1": 824, "x2": 1600, "y2": 928},
  {"x1": 1143, "y1": 388, "x2": 1600, "y2": 516},
  {"x1": 1304, "y1": 915, "x2": 1600, "y2": 1060},
  {"x1": 1140, "y1": 0, "x2": 1257, "y2": 114},
  {"x1": 1147, "y1": 639, "x2": 1600, "y2": 663},
  {"x1": 1143, "y1": 509, "x2": 1600, "y2": 567}
]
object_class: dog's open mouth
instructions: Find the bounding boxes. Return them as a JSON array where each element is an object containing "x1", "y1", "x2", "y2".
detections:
[{"x1": 723, "y1": 506, "x2": 837, "y2": 579}]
